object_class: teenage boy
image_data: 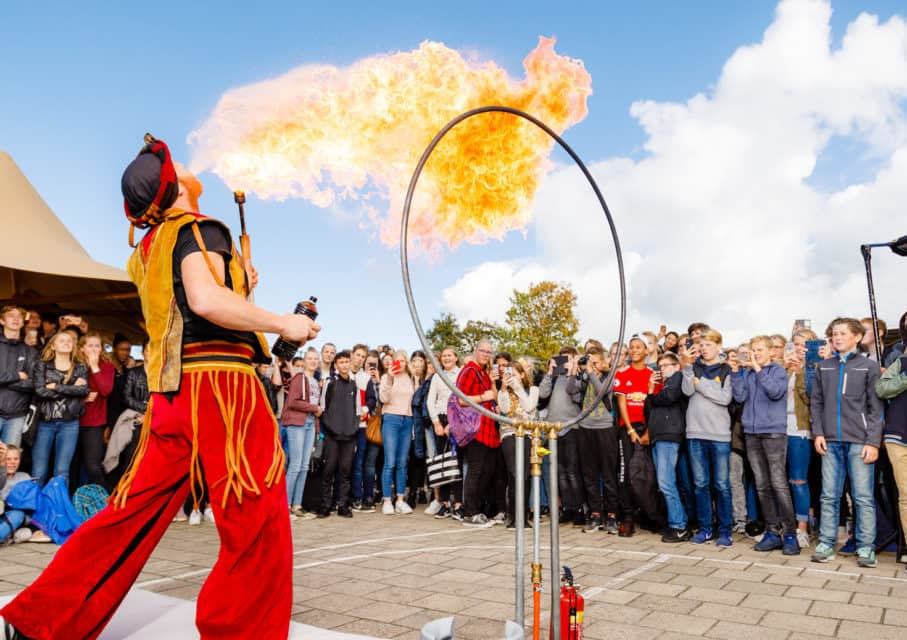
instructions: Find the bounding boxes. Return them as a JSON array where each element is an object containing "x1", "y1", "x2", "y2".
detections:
[
  {"x1": 811, "y1": 318, "x2": 884, "y2": 567},
  {"x1": 645, "y1": 352, "x2": 689, "y2": 542},
  {"x1": 567, "y1": 347, "x2": 618, "y2": 533},
  {"x1": 731, "y1": 336, "x2": 799, "y2": 554},
  {"x1": 539, "y1": 346, "x2": 584, "y2": 527},
  {"x1": 350, "y1": 344, "x2": 377, "y2": 511},
  {"x1": 613, "y1": 335, "x2": 655, "y2": 537},
  {"x1": 0, "y1": 306, "x2": 36, "y2": 447},
  {"x1": 683, "y1": 329, "x2": 734, "y2": 546},
  {"x1": 876, "y1": 348, "x2": 907, "y2": 574},
  {"x1": 318, "y1": 350, "x2": 361, "y2": 518}
]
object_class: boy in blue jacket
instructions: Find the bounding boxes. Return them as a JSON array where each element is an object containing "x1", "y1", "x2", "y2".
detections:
[
  {"x1": 731, "y1": 336, "x2": 798, "y2": 555},
  {"x1": 810, "y1": 318, "x2": 883, "y2": 568}
]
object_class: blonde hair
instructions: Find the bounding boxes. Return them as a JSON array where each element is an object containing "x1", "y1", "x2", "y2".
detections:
[
  {"x1": 78, "y1": 331, "x2": 112, "y2": 365},
  {"x1": 793, "y1": 328, "x2": 818, "y2": 341},
  {"x1": 513, "y1": 358, "x2": 534, "y2": 388},
  {"x1": 701, "y1": 329, "x2": 723, "y2": 346},
  {"x1": 749, "y1": 335, "x2": 773, "y2": 350},
  {"x1": 41, "y1": 332, "x2": 80, "y2": 383}
]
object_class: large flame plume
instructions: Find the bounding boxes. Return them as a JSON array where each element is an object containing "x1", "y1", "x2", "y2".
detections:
[{"x1": 189, "y1": 37, "x2": 591, "y2": 251}]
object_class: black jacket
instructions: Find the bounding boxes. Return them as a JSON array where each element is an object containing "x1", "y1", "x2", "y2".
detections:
[
  {"x1": 123, "y1": 366, "x2": 149, "y2": 414},
  {"x1": 33, "y1": 360, "x2": 90, "y2": 422},
  {"x1": 644, "y1": 371, "x2": 687, "y2": 444},
  {"x1": 0, "y1": 335, "x2": 37, "y2": 418},
  {"x1": 320, "y1": 375, "x2": 359, "y2": 440}
]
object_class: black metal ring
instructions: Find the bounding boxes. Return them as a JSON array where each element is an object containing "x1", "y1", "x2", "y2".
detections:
[{"x1": 400, "y1": 106, "x2": 626, "y2": 427}]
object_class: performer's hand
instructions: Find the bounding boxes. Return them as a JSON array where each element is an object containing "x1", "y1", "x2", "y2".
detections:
[
  {"x1": 249, "y1": 265, "x2": 259, "y2": 291},
  {"x1": 279, "y1": 314, "x2": 320, "y2": 344}
]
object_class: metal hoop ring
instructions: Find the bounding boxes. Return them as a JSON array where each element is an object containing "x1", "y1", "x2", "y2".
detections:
[{"x1": 400, "y1": 106, "x2": 627, "y2": 428}]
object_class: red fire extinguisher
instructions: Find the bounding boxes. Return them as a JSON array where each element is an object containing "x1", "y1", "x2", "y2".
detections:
[{"x1": 552, "y1": 566, "x2": 584, "y2": 640}]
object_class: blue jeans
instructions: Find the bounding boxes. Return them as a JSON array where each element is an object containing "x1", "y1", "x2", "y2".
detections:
[
  {"x1": 0, "y1": 415, "x2": 26, "y2": 447},
  {"x1": 278, "y1": 420, "x2": 289, "y2": 470},
  {"x1": 285, "y1": 416, "x2": 316, "y2": 507},
  {"x1": 653, "y1": 441, "x2": 687, "y2": 530},
  {"x1": 381, "y1": 414, "x2": 412, "y2": 499},
  {"x1": 351, "y1": 428, "x2": 368, "y2": 501},
  {"x1": 412, "y1": 417, "x2": 427, "y2": 459},
  {"x1": 31, "y1": 419, "x2": 79, "y2": 486},
  {"x1": 677, "y1": 446, "x2": 697, "y2": 528},
  {"x1": 787, "y1": 435, "x2": 812, "y2": 524},
  {"x1": 687, "y1": 439, "x2": 733, "y2": 536},
  {"x1": 819, "y1": 441, "x2": 876, "y2": 549}
]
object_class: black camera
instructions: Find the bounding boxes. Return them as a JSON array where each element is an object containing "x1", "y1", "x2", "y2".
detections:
[{"x1": 578, "y1": 355, "x2": 589, "y2": 366}]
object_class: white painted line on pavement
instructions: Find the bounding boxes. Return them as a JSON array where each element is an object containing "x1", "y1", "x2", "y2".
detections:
[{"x1": 581, "y1": 553, "x2": 670, "y2": 599}]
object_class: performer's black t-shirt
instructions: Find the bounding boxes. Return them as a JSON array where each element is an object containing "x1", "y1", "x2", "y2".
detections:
[{"x1": 172, "y1": 221, "x2": 265, "y2": 360}]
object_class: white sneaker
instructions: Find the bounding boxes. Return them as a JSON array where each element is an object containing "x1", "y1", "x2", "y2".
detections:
[
  {"x1": 424, "y1": 500, "x2": 443, "y2": 516},
  {"x1": 382, "y1": 501, "x2": 395, "y2": 515},
  {"x1": 492, "y1": 512, "x2": 506, "y2": 524},
  {"x1": 12, "y1": 528, "x2": 32, "y2": 544},
  {"x1": 395, "y1": 500, "x2": 413, "y2": 514},
  {"x1": 203, "y1": 507, "x2": 215, "y2": 523},
  {"x1": 797, "y1": 529, "x2": 810, "y2": 549},
  {"x1": 173, "y1": 510, "x2": 188, "y2": 522},
  {"x1": 188, "y1": 510, "x2": 202, "y2": 526},
  {"x1": 28, "y1": 530, "x2": 52, "y2": 543}
]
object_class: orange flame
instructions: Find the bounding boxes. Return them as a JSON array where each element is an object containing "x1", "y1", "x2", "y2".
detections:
[{"x1": 189, "y1": 37, "x2": 591, "y2": 251}]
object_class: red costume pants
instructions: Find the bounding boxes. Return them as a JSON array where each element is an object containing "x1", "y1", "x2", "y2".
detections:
[{"x1": 1, "y1": 361, "x2": 292, "y2": 640}]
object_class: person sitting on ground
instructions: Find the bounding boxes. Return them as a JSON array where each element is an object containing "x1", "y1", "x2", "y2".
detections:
[
  {"x1": 0, "y1": 444, "x2": 35, "y2": 544},
  {"x1": 318, "y1": 350, "x2": 360, "y2": 518},
  {"x1": 811, "y1": 317, "x2": 884, "y2": 568},
  {"x1": 731, "y1": 336, "x2": 799, "y2": 555}
]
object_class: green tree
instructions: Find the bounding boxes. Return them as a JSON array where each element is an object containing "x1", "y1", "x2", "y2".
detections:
[
  {"x1": 505, "y1": 281, "x2": 579, "y2": 361},
  {"x1": 425, "y1": 312, "x2": 465, "y2": 353},
  {"x1": 462, "y1": 319, "x2": 510, "y2": 354}
]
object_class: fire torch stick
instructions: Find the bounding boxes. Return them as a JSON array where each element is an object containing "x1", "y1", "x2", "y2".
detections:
[{"x1": 234, "y1": 190, "x2": 255, "y2": 302}]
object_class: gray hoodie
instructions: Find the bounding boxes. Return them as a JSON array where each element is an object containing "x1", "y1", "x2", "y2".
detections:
[
  {"x1": 682, "y1": 365, "x2": 733, "y2": 442},
  {"x1": 566, "y1": 372, "x2": 613, "y2": 429},
  {"x1": 538, "y1": 374, "x2": 582, "y2": 434}
]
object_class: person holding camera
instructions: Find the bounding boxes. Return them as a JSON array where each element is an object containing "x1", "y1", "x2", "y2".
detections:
[
  {"x1": 497, "y1": 359, "x2": 539, "y2": 528},
  {"x1": 731, "y1": 336, "x2": 799, "y2": 555},
  {"x1": 567, "y1": 346, "x2": 618, "y2": 533},
  {"x1": 379, "y1": 350, "x2": 417, "y2": 515},
  {"x1": 682, "y1": 329, "x2": 735, "y2": 547},
  {"x1": 539, "y1": 346, "x2": 584, "y2": 527}
]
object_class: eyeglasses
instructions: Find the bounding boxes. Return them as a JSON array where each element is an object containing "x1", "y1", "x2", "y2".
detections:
[{"x1": 477, "y1": 349, "x2": 494, "y2": 355}]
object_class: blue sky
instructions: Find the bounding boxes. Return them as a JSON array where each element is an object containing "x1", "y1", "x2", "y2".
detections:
[{"x1": 2, "y1": 0, "x2": 906, "y2": 351}]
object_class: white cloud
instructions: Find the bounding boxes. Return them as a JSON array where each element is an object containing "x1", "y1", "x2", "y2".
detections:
[{"x1": 442, "y1": 0, "x2": 907, "y2": 347}]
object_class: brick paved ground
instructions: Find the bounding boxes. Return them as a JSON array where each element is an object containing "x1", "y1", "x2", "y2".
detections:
[{"x1": 2, "y1": 511, "x2": 907, "y2": 639}]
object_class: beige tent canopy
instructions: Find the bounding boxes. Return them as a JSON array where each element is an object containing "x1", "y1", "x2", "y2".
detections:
[{"x1": 0, "y1": 150, "x2": 144, "y2": 342}]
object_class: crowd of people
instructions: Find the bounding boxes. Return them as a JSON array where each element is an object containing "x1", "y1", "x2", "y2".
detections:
[
  {"x1": 256, "y1": 313, "x2": 907, "y2": 572},
  {"x1": 3, "y1": 303, "x2": 907, "y2": 574}
]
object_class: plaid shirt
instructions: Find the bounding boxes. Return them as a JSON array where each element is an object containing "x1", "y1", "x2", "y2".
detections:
[{"x1": 456, "y1": 361, "x2": 500, "y2": 448}]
